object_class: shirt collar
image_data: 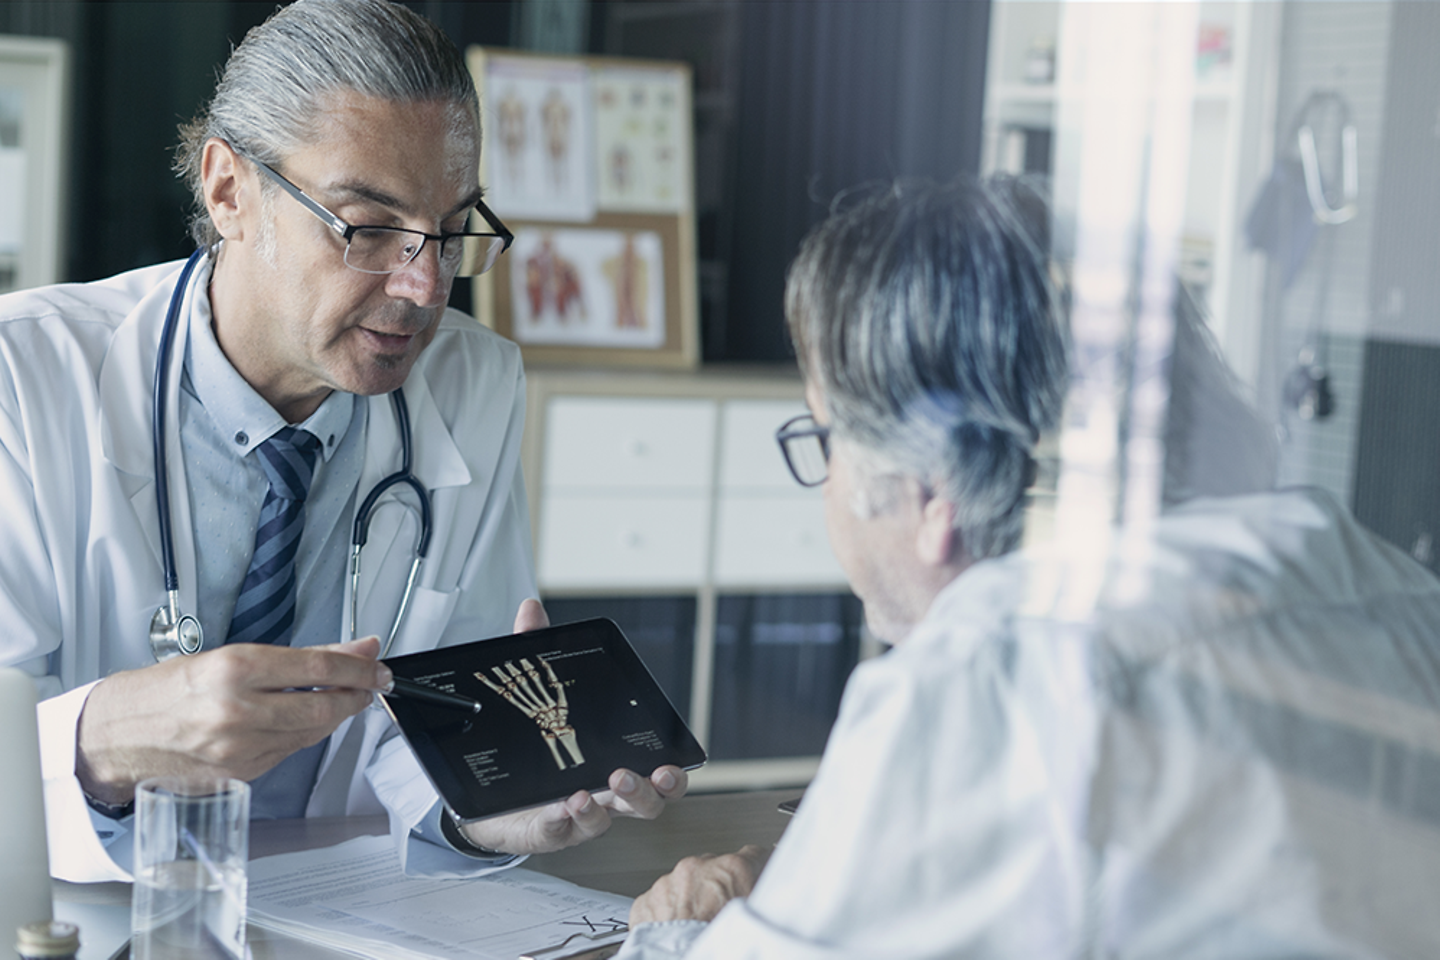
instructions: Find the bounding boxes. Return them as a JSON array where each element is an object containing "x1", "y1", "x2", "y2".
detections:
[{"x1": 183, "y1": 287, "x2": 353, "y2": 461}]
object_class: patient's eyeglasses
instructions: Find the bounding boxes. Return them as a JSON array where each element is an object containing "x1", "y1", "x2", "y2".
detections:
[{"x1": 775, "y1": 413, "x2": 831, "y2": 487}]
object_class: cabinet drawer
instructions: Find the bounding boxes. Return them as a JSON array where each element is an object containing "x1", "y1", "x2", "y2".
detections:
[
  {"x1": 543, "y1": 397, "x2": 716, "y2": 490},
  {"x1": 719, "y1": 399, "x2": 810, "y2": 490},
  {"x1": 539, "y1": 495, "x2": 710, "y2": 588},
  {"x1": 713, "y1": 495, "x2": 845, "y2": 586}
]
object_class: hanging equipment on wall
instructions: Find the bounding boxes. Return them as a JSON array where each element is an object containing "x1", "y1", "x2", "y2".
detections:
[{"x1": 1248, "y1": 89, "x2": 1360, "y2": 424}]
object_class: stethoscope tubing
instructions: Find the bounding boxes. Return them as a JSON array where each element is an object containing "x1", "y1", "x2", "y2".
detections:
[
  {"x1": 151, "y1": 248, "x2": 433, "y2": 660},
  {"x1": 350, "y1": 389, "x2": 433, "y2": 656},
  {"x1": 153, "y1": 249, "x2": 208, "y2": 596}
]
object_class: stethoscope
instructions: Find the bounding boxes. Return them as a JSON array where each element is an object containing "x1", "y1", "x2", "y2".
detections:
[{"x1": 149, "y1": 248, "x2": 433, "y2": 660}]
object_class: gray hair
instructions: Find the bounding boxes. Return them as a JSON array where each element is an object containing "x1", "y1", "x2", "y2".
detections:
[
  {"x1": 1162, "y1": 284, "x2": 1277, "y2": 505},
  {"x1": 785, "y1": 178, "x2": 1069, "y2": 560},
  {"x1": 175, "y1": 0, "x2": 479, "y2": 248}
]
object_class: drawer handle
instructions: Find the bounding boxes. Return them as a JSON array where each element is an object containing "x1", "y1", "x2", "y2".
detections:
[
  {"x1": 626, "y1": 439, "x2": 649, "y2": 458},
  {"x1": 621, "y1": 529, "x2": 644, "y2": 549}
]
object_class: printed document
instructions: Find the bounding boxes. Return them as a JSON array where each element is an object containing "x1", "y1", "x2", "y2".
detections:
[{"x1": 248, "y1": 835, "x2": 630, "y2": 959}]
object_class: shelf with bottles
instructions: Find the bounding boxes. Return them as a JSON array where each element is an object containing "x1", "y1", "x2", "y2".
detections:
[{"x1": 983, "y1": 0, "x2": 1249, "y2": 169}]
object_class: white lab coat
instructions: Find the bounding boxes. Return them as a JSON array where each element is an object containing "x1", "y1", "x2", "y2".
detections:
[
  {"x1": 620, "y1": 489, "x2": 1440, "y2": 959},
  {"x1": 0, "y1": 258, "x2": 537, "y2": 882}
]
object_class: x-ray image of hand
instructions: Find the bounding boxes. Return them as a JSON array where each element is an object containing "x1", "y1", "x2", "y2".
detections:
[{"x1": 476, "y1": 658, "x2": 586, "y2": 770}]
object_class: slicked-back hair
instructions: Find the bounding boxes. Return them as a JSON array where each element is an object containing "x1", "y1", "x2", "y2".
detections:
[
  {"x1": 175, "y1": 0, "x2": 479, "y2": 247},
  {"x1": 785, "y1": 178, "x2": 1069, "y2": 560}
]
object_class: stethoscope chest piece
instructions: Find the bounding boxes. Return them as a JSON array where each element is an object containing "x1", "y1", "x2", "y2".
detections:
[{"x1": 150, "y1": 595, "x2": 204, "y2": 660}]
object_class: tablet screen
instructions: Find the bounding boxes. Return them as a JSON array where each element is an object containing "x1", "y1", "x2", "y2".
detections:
[{"x1": 379, "y1": 618, "x2": 706, "y2": 823}]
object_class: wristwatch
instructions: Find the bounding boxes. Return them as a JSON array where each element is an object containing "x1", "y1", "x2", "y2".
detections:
[
  {"x1": 82, "y1": 789, "x2": 134, "y2": 821},
  {"x1": 440, "y1": 811, "x2": 510, "y2": 859}
]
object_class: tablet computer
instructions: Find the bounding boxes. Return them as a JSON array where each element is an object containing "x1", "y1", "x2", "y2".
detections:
[{"x1": 379, "y1": 617, "x2": 706, "y2": 823}]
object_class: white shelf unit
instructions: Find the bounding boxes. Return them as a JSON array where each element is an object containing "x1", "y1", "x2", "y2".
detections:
[
  {"x1": 982, "y1": 0, "x2": 1281, "y2": 389},
  {"x1": 521, "y1": 367, "x2": 870, "y2": 791}
]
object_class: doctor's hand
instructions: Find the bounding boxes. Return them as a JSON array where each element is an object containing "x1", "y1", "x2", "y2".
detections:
[
  {"x1": 512, "y1": 596, "x2": 549, "y2": 634},
  {"x1": 630, "y1": 845, "x2": 771, "y2": 925},
  {"x1": 457, "y1": 763, "x2": 690, "y2": 855},
  {"x1": 74, "y1": 636, "x2": 391, "y2": 805}
]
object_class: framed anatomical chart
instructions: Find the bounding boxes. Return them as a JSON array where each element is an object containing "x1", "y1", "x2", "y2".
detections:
[
  {"x1": 469, "y1": 47, "x2": 698, "y2": 368},
  {"x1": 0, "y1": 36, "x2": 68, "y2": 295}
]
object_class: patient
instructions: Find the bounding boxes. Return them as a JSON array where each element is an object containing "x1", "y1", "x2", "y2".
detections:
[{"x1": 618, "y1": 178, "x2": 1440, "y2": 958}]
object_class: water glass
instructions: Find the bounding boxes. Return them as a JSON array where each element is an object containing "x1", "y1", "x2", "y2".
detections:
[{"x1": 131, "y1": 777, "x2": 249, "y2": 960}]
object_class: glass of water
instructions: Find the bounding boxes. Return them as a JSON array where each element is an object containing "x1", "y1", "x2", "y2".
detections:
[{"x1": 131, "y1": 777, "x2": 250, "y2": 960}]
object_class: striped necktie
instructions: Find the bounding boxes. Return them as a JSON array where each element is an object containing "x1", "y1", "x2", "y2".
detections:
[{"x1": 227, "y1": 427, "x2": 323, "y2": 646}]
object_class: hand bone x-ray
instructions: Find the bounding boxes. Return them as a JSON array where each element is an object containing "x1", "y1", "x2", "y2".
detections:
[{"x1": 476, "y1": 658, "x2": 586, "y2": 770}]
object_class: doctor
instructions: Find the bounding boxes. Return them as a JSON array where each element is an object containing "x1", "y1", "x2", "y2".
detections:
[{"x1": 0, "y1": 0, "x2": 684, "y2": 883}]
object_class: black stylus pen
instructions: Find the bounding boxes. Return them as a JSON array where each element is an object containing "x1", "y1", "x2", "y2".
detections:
[{"x1": 385, "y1": 677, "x2": 483, "y2": 714}]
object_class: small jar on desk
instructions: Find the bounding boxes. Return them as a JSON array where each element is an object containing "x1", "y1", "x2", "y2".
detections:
[{"x1": 15, "y1": 920, "x2": 81, "y2": 960}]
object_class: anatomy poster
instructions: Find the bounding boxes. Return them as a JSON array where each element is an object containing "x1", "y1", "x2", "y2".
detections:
[
  {"x1": 0, "y1": 87, "x2": 24, "y2": 293},
  {"x1": 509, "y1": 226, "x2": 665, "y2": 348},
  {"x1": 593, "y1": 67, "x2": 689, "y2": 213},
  {"x1": 483, "y1": 55, "x2": 595, "y2": 222}
]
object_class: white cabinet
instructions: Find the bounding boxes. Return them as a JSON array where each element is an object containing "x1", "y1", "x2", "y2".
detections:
[
  {"x1": 542, "y1": 398, "x2": 717, "y2": 491},
  {"x1": 713, "y1": 399, "x2": 842, "y2": 588},
  {"x1": 522, "y1": 368, "x2": 857, "y2": 790},
  {"x1": 539, "y1": 496, "x2": 712, "y2": 589},
  {"x1": 538, "y1": 397, "x2": 716, "y2": 589}
]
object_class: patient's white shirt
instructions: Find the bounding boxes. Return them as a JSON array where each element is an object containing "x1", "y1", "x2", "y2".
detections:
[{"x1": 622, "y1": 488, "x2": 1440, "y2": 958}]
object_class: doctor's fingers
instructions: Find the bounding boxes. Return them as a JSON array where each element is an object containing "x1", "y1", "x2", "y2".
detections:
[
  {"x1": 592, "y1": 765, "x2": 682, "y2": 820},
  {"x1": 197, "y1": 641, "x2": 392, "y2": 693},
  {"x1": 553, "y1": 789, "x2": 615, "y2": 845},
  {"x1": 461, "y1": 789, "x2": 614, "y2": 854},
  {"x1": 170, "y1": 690, "x2": 364, "y2": 780},
  {"x1": 513, "y1": 597, "x2": 550, "y2": 633}
]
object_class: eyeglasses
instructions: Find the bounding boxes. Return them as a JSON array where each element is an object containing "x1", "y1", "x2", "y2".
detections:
[
  {"x1": 246, "y1": 154, "x2": 513, "y2": 277},
  {"x1": 775, "y1": 413, "x2": 831, "y2": 487}
]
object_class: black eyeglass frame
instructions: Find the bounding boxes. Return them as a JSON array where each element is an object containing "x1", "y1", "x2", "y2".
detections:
[
  {"x1": 244, "y1": 152, "x2": 514, "y2": 276},
  {"x1": 775, "y1": 413, "x2": 832, "y2": 487}
]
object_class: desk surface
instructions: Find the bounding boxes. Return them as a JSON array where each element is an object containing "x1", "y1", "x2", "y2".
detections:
[{"x1": 55, "y1": 788, "x2": 799, "y2": 959}]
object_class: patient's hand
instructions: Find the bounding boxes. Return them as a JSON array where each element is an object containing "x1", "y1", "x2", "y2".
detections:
[{"x1": 629, "y1": 846, "x2": 771, "y2": 925}]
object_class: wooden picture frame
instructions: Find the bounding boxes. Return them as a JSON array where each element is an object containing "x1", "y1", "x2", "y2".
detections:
[
  {"x1": 479, "y1": 211, "x2": 696, "y2": 368},
  {"x1": 468, "y1": 47, "x2": 698, "y2": 369},
  {"x1": 0, "y1": 36, "x2": 68, "y2": 295}
]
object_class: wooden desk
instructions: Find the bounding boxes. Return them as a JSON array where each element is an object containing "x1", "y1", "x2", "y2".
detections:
[
  {"x1": 55, "y1": 788, "x2": 799, "y2": 958},
  {"x1": 523, "y1": 787, "x2": 796, "y2": 897}
]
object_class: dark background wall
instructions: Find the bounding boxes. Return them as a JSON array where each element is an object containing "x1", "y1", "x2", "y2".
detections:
[
  {"x1": 1352, "y1": 0, "x2": 1440, "y2": 573},
  {"x1": 0, "y1": 0, "x2": 989, "y2": 364}
]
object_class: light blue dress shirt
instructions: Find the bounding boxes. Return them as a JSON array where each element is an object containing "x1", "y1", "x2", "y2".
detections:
[
  {"x1": 180, "y1": 287, "x2": 365, "y2": 818},
  {"x1": 176, "y1": 283, "x2": 514, "y2": 865}
]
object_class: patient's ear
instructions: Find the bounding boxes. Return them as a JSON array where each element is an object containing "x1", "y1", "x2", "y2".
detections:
[{"x1": 915, "y1": 493, "x2": 957, "y2": 567}]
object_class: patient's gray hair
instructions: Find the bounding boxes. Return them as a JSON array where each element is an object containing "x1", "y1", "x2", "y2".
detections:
[
  {"x1": 785, "y1": 178, "x2": 1069, "y2": 560},
  {"x1": 1161, "y1": 284, "x2": 1277, "y2": 505},
  {"x1": 175, "y1": 0, "x2": 478, "y2": 248}
]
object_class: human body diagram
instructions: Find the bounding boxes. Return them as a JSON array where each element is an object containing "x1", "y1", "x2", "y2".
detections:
[
  {"x1": 541, "y1": 87, "x2": 572, "y2": 192},
  {"x1": 524, "y1": 236, "x2": 586, "y2": 323},
  {"x1": 496, "y1": 86, "x2": 527, "y2": 187},
  {"x1": 601, "y1": 235, "x2": 648, "y2": 330},
  {"x1": 476, "y1": 658, "x2": 586, "y2": 770}
]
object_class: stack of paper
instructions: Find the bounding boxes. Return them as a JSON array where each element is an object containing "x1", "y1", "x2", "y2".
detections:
[{"x1": 248, "y1": 835, "x2": 631, "y2": 959}]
